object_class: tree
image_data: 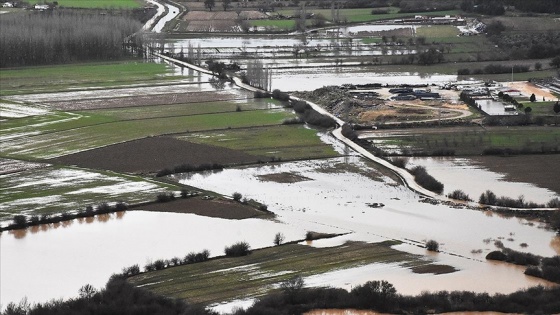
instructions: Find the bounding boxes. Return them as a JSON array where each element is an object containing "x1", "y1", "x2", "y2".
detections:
[
  {"x1": 550, "y1": 56, "x2": 560, "y2": 69},
  {"x1": 273, "y1": 232, "x2": 285, "y2": 245},
  {"x1": 530, "y1": 93, "x2": 536, "y2": 102},
  {"x1": 553, "y1": 101, "x2": 560, "y2": 114},
  {"x1": 525, "y1": 106, "x2": 532, "y2": 114},
  {"x1": 426, "y1": 239, "x2": 439, "y2": 252},
  {"x1": 204, "y1": 0, "x2": 215, "y2": 11},
  {"x1": 78, "y1": 284, "x2": 96, "y2": 299},
  {"x1": 535, "y1": 62, "x2": 542, "y2": 70},
  {"x1": 232, "y1": 192, "x2": 242, "y2": 201},
  {"x1": 222, "y1": 0, "x2": 231, "y2": 11}
]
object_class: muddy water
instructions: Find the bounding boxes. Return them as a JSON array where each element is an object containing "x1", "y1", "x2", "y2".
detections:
[
  {"x1": 0, "y1": 211, "x2": 315, "y2": 308},
  {"x1": 475, "y1": 99, "x2": 518, "y2": 116},
  {"x1": 270, "y1": 69, "x2": 456, "y2": 91},
  {"x1": 406, "y1": 157, "x2": 559, "y2": 204},
  {"x1": 176, "y1": 157, "x2": 559, "y2": 291}
]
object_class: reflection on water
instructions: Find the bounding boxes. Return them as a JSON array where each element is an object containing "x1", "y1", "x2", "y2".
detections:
[
  {"x1": 7, "y1": 212, "x2": 125, "y2": 239},
  {"x1": 0, "y1": 211, "x2": 313, "y2": 308},
  {"x1": 475, "y1": 99, "x2": 518, "y2": 116},
  {"x1": 406, "y1": 157, "x2": 559, "y2": 204}
]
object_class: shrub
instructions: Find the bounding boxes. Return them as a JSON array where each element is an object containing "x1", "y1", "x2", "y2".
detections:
[
  {"x1": 274, "y1": 232, "x2": 285, "y2": 246},
  {"x1": 156, "y1": 192, "x2": 175, "y2": 202},
  {"x1": 232, "y1": 192, "x2": 242, "y2": 202},
  {"x1": 97, "y1": 202, "x2": 112, "y2": 214},
  {"x1": 410, "y1": 166, "x2": 444, "y2": 194},
  {"x1": 486, "y1": 250, "x2": 507, "y2": 261},
  {"x1": 390, "y1": 157, "x2": 408, "y2": 168},
  {"x1": 153, "y1": 259, "x2": 166, "y2": 270},
  {"x1": 122, "y1": 264, "x2": 140, "y2": 277},
  {"x1": 272, "y1": 89, "x2": 290, "y2": 101},
  {"x1": 225, "y1": 241, "x2": 251, "y2": 257},
  {"x1": 479, "y1": 190, "x2": 497, "y2": 205},
  {"x1": 305, "y1": 231, "x2": 314, "y2": 241},
  {"x1": 258, "y1": 204, "x2": 268, "y2": 211},
  {"x1": 447, "y1": 189, "x2": 472, "y2": 201},
  {"x1": 292, "y1": 100, "x2": 311, "y2": 113},
  {"x1": 547, "y1": 198, "x2": 560, "y2": 208},
  {"x1": 426, "y1": 240, "x2": 439, "y2": 252},
  {"x1": 13, "y1": 215, "x2": 27, "y2": 227}
]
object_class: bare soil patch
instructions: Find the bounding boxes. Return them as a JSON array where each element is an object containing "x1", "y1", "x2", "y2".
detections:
[
  {"x1": 470, "y1": 155, "x2": 560, "y2": 195},
  {"x1": 45, "y1": 91, "x2": 239, "y2": 111},
  {"x1": 505, "y1": 82, "x2": 556, "y2": 101},
  {"x1": 130, "y1": 197, "x2": 270, "y2": 220},
  {"x1": 257, "y1": 172, "x2": 312, "y2": 183},
  {"x1": 50, "y1": 136, "x2": 266, "y2": 174}
]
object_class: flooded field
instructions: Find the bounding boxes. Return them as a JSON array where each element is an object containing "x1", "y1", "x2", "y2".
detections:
[
  {"x1": 0, "y1": 211, "x2": 313, "y2": 307},
  {"x1": 406, "y1": 157, "x2": 560, "y2": 203},
  {"x1": 270, "y1": 68, "x2": 456, "y2": 91},
  {"x1": 0, "y1": 167, "x2": 171, "y2": 220}
]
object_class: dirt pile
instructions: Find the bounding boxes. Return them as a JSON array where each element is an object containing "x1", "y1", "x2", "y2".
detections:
[{"x1": 294, "y1": 86, "x2": 385, "y2": 122}]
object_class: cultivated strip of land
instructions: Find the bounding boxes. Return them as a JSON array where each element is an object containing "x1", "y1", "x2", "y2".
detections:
[{"x1": 128, "y1": 241, "x2": 440, "y2": 305}]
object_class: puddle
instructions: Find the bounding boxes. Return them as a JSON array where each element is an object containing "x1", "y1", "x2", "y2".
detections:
[{"x1": 475, "y1": 99, "x2": 518, "y2": 116}]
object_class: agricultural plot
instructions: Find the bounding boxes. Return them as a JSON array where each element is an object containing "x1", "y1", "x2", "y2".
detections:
[
  {"x1": 128, "y1": 241, "x2": 437, "y2": 306},
  {"x1": 0, "y1": 61, "x2": 180, "y2": 96},
  {"x1": 2, "y1": 109, "x2": 296, "y2": 159},
  {"x1": 179, "y1": 125, "x2": 338, "y2": 160},
  {"x1": 364, "y1": 126, "x2": 560, "y2": 156},
  {"x1": 276, "y1": 7, "x2": 460, "y2": 23},
  {"x1": 0, "y1": 166, "x2": 174, "y2": 221},
  {"x1": 178, "y1": 125, "x2": 339, "y2": 161},
  {"x1": 29, "y1": 0, "x2": 142, "y2": 9}
]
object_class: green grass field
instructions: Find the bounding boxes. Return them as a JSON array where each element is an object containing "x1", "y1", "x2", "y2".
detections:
[
  {"x1": 178, "y1": 125, "x2": 339, "y2": 160},
  {"x1": 2, "y1": 110, "x2": 296, "y2": 159},
  {"x1": 277, "y1": 7, "x2": 459, "y2": 23},
  {"x1": 128, "y1": 240, "x2": 435, "y2": 305},
  {"x1": 0, "y1": 166, "x2": 175, "y2": 220},
  {"x1": 369, "y1": 126, "x2": 560, "y2": 156},
  {"x1": 30, "y1": 0, "x2": 142, "y2": 8},
  {"x1": 520, "y1": 101, "x2": 560, "y2": 115},
  {"x1": 88, "y1": 99, "x2": 281, "y2": 120},
  {"x1": 0, "y1": 61, "x2": 180, "y2": 96}
]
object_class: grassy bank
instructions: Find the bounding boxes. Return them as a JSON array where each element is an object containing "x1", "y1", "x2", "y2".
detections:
[{"x1": 128, "y1": 240, "x2": 436, "y2": 305}]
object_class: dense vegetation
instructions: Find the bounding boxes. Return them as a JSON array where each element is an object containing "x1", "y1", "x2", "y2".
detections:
[
  {"x1": 2, "y1": 275, "x2": 214, "y2": 315},
  {"x1": 409, "y1": 166, "x2": 444, "y2": 194},
  {"x1": 6, "y1": 276, "x2": 560, "y2": 315},
  {"x1": 0, "y1": 10, "x2": 144, "y2": 67}
]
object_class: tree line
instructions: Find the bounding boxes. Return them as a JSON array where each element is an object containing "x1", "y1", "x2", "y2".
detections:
[
  {"x1": 6, "y1": 275, "x2": 560, "y2": 314},
  {"x1": 0, "y1": 9, "x2": 144, "y2": 67}
]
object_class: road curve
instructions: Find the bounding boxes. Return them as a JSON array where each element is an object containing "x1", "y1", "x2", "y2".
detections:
[{"x1": 151, "y1": 53, "x2": 558, "y2": 211}]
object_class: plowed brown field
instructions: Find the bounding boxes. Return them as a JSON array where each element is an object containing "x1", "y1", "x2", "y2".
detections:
[{"x1": 50, "y1": 136, "x2": 266, "y2": 174}]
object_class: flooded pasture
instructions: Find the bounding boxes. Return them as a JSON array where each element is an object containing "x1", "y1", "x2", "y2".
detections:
[
  {"x1": 270, "y1": 68, "x2": 456, "y2": 91},
  {"x1": 406, "y1": 157, "x2": 559, "y2": 203},
  {"x1": 0, "y1": 211, "x2": 313, "y2": 307}
]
